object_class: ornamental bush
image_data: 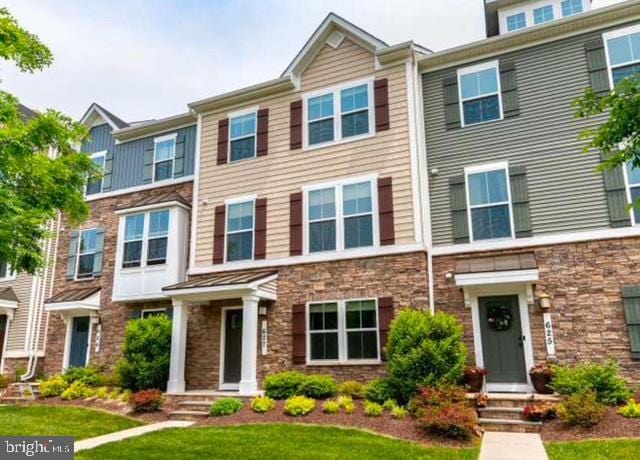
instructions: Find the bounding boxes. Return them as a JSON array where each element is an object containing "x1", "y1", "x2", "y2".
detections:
[
  {"x1": 619, "y1": 399, "x2": 640, "y2": 418},
  {"x1": 0, "y1": 374, "x2": 11, "y2": 389},
  {"x1": 386, "y1": 309, "x2": 467, "y2": 404},
  {"x1": 251, "y1": 396, "x2": 276, "y2": 414},
  {"x1": 408, "y1": 385, "x2": 468, "y2": 417},
  {"x1": 382, "y1": 399, "x2": 397, "y2": 411},
  {"x1": 264, "y1": 371, "x2": 307, "y2": 400},
  {"x1": 338, "y1": 380, "x2": 365, "y2": 399},
  {"x1": 364, "y1": 401, "x2": 384, "y2": 417},
  {"x1": 116, "y1": 315, "x2": 172, "y2": 391},
  {"x1": 298, "y1": 374, "x2": 337, "y2": 399},
  {"x1": 60, "y1": 381, "x2": 90, "y2": 400},
  {"x1": 551, "y1": 361, "x2": 631, "y2": 406},
  {"x1": 364, "y1": 378, "x2": 396, "y2": 404},
  {"x1": 63, "y1": 366, "x2": 102, "y2": 386},
  {"x1": 322, "y1": 400, "x2": 341, "y2": 414},
  {"x1": 40, "y1": 375, "x2": 68, "y2": 397},
  {"x1": 284, "y1": 396, "x2": 316, "y2": 417},
  {"x1": 417, "y1": 403, "x2": 478, "y2": 440},
  {"x1": 210, "y1": 398, "x2": 244, "y2": 417},
  {"x1": 391, "y1": 406, "x2": 408, "y2": 420},
  {"x1": 558, "y1": 391, "x2": 606, "y2": 428},
  {"x1": 131, "y1": 389, "x2": 164, "y2": 413}
]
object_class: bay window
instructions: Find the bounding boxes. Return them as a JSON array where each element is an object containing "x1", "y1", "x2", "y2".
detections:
[{"x1": 121, "y1": 210, "x2": 170, "y2": 269}]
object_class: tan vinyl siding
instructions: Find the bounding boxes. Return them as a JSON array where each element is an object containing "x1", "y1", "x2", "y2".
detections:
[
  {"x1": 195, "y1": 38, "x2": 415, "y2": 267},
  {"x1": 1, "y1": 273, "x2": 34, "y2": 352}
]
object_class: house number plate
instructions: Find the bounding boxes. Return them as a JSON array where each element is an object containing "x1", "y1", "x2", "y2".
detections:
[{"x1": 543, "y1": 313, "x2": 555, "y2": 357}]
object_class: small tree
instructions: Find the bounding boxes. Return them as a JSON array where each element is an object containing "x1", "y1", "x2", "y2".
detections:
[
  {"x1": 386, "y1": 309, "x2": 467, "y2": 404},
  {"x1": 117, "y1": 315, "x2": 172, "y2": 391}
]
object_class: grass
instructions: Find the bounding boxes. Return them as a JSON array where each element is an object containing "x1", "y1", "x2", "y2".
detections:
[
  {"x1": 0, "y1": 405, "x2": 142, "y2": 440},
  {"x1": 77, "y1": 424, "x2": 479, "y2": 460},
  {"x1": 546, "y1": 439, "x2": 640, "y2": 460}
]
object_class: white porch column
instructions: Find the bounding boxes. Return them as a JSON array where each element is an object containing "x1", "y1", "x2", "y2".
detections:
[
  {"x1": 167, "y1": 299, "x2": 189, "y2": 394},
  {"x1": 238, "y1": 294, "x2": 259, "y2": 395}
]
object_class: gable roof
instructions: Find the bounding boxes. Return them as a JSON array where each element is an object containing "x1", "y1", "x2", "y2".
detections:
[{"x1": 80, "y1": 103, "x2": 129, "y2": 130}]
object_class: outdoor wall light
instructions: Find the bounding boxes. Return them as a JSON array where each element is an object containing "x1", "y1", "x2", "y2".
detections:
[
  {"x1": 539, "y1": 293, "x2": 551, "y2": 310},
  {"x1": 258, "y1": 306, "x2": 268, "y2": 316}
]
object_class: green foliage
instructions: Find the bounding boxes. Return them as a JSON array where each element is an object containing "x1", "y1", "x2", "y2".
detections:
[
  {"x1": 382, "y1": 399, "x2": 397, "y2": 411},
  {"x1": 116, "y1": 315, "x2": 172, "y2": 391},
  {"x1": 337, "y1": 380, "x2": 365, "y2": 399},
  {"x1": 63, "y1": 366, "x2": 101, "y2": 386},
  {"x1": 210, "y1": 398, "x2": 244, "y2": 417},
  {"x1": 391, "y1": 406, "x2": 408, "y2": 420},
  {"x1": 364, "y1": 401, "x2": 384, "y2": 417},
  {"x1": 131, "y1": 389, "x2": 164, "y2": 413},
  {"x1": 322, "y1": 400, "x2": 341, "y2": 414},
  {"x1": 250, "y1": 396, "x2": 276, "y2": 414},
  {"x1": 551, "y1": 361, "x2": 631, "y2": 405},
  {"x1": 39, "y1": 375, "x2": 68, "y2": 397},
  {"x1": 60, "y1": 381, "x2": 90, "y2": 400},
  {"x1": 559, "y1": 391, "x2": 606, "y2": 428},
  {"x1": 618, "y1": 399, "x2": 640, "y2": 418},
  {"x1": 386, "y1": 309, "x2": 467, "y2": 403},
  {"x1": 94, "y1": 387, "x2": 110, "y2": 400},
  {"x1": 284, "y1": 396, "x2": 316, "y2": 417},
  {"x1": 0, "y1": 7, "x2": 52, "y2": 72},
  {"x1": 343, "y1": 401, "x2": 356, "y2": 414},
  {"x1": 337, "y1": 395, "x2": 353, "y2": 409},
  {"x1": 263, "y1": 371, "x2": 306, "y2": 399},
  {"x1": 14, "y1": 365, "x2": 26, "y2": 382},
  {"x1": 0, "y1": 374, "x2": 11, "y2": 389},
  {"x1": 298, "y1": 374, "x2": 337, "y2": 399},
  {"x1": 364, "y1": 378, "x2": 396, "y2": 404}
]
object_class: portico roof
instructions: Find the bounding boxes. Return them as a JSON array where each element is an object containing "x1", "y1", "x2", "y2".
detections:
[
  {"x1": 0, "y1": 287, "x2": 18, "y2": 309},
  {"x1": 455, "y1": 253, "x2": 539, "y2": 287},
  {"x1": 44, "y1": 287, "x2": 101, "y2": 313}
]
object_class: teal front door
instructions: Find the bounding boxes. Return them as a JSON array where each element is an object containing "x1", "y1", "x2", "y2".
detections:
[
  {"x1": 69, "y1": 316, "x2": 90, "y2": 368},
  {"x1": 479, "y1": 296, "x2": 527, "y2": 384}
]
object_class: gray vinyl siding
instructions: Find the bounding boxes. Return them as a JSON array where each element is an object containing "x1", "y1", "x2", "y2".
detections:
[
  {"x1": 81, "y1": 123, "x2": 197, "y2": 192},
  {"x1": 421, "y1": 24, "x2": 640, "y2": 246}
]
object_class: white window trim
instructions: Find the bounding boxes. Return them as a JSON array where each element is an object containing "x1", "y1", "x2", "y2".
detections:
[
  {"x1": 306, "y1": 298, "x2": 381, "y2": 365},
  {"x1": 227, "y1": 107, "x2": 259, "y2": 163},
  {"x1": 464, "y1": 161, "x2": 516, "y2": 243},
  {"x1": 141, "y1": 308, "x2": 167, "y2": 318},
  {"x1": 560, "y1": 0, "x2": 585, "y2": 17},
  {"x1": 622, "y1": 162, "x2": 640, "y2": 227},
  {"x1": 121, "y1": 209, "x2": 170, "y2": 271},
  {"x1": 498, "y1": 0, "x2": 589, "y2": 34},
  {"x1": 457, "y1": 60, "x2": 504, "y2": 128},
  {"x1": 0, "y1": 262, "x2": 16, "y2": 282},
  {"x1": 302, "y1": 77, "x2": 376, "y2": 151},
  {"x1": 153, "y1": 133, "x2": 177, "y2": 183},
  {"x1": 85, "y1": 150, "x2": 107, "y2": 197},
  {"x1": 602, "y1": 24, "x2": 640, "y2": 90},
  {"x1": 506, "y1": 12, "x2": 527, "y2": 32},
  {"x1": 75, "y1": 228, "x2": 98, "y2": 281},
  {"x1": 532, "y1": 5, "x2": 555, "y2": 25},
  {"x1": 224, "y1": 196, "x2": 257, "y2": 264},
  {"x1": 302, "y1": 174, "x2": 379, "y2": 256}
]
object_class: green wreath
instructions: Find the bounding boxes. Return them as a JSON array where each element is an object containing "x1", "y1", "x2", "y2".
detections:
[{"x1": 487, "y1": 304, "x2": 512, "y2": 331}]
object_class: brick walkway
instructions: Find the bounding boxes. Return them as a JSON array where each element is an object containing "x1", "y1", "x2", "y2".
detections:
[{"x1": 480, "y1": 432, "x2": 548, "y2": 460}]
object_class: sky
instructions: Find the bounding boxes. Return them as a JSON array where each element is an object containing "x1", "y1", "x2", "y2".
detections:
[{"x1": 1, "y1": 0, "x2": 624, "y2": 122}]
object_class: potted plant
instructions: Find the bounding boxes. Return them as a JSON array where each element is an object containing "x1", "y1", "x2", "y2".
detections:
[
  {"x1": 523, "y1": 404, "x2": 545, "y2": 422},
  {"x1": 463, "y1": 366, "x2": 487, "y2": 392},
  {"x1": 475, "y1": 392, "x2": 489, "y2": 408},
  {"x1": 529, "y1": 364, "x2": 555, "y2": 394}
]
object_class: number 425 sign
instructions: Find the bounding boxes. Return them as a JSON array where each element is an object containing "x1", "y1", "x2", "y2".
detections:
[{"x1": 543, "y1": 313, "x2": 556, "y2": 357}]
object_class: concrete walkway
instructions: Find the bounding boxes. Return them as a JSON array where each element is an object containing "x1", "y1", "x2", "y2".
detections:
[
  {"x1": 480, "y1": 432, "x2": 548, "y2": 460},
  {"x1": 74, "y1": 420, "x2": 194, "y2": 453}
]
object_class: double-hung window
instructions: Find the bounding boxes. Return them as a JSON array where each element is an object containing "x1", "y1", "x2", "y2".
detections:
[
  {"x1": 604, "y1": 26, "x2": 640, "y2": 88},
  {"x1": 86, "y1": 151, "x2": 106, "y2": 195},
  {"x1": 122, "y1": 210, "x2": 170, "y2": 269},
  {"x1": 458, "y1": 62, "x2": 502, "y2": 127},
  {"x1": 466, "y1": 164, "x2": 514, "y2": 241},
  {"x1": 340, "y1": 84, "x2": 369, "y2": 138},
  {"x1": 123, "y1": 214, "x2": 145, "y2": 268},
  {"x1": 308, "y1": 299, "x2": 379, "y2": 363},
  {"x1": 306, "y1": 178, "x2": 376, "y2": 254},
  {"x1": 147, "y1": 211, "x2": 169, "y2": 265},
  {"x1": 533, "y1": 5, "x2": 554, "y2": 24},
  {"x1": 561, "y1": 0, "x2": 583, "y2": 17},
  {"x1": 506, "y1": 12, "x2": 527, "y2": 32},
  {"x1": 153, "y1": 135, "x2": 176, "y2": 182},
  {"x1": 76, "y1": 229, "x2": 98, "y2": 279},
  {"x1": 229, "y1": 112, "x2": 257, "y2": 162},
  {"x1": 0, "y1": 260, "x2": 14, "y2": 281},
  {"x1": 308, "y1": 94, "x2": 335, "y2": 146},
  {"x1": 626, "y1": 162, "x2": 640, "y2": 225},
  {"x1": 226, "y1": 200, "x2": 254, "y2": 262}
]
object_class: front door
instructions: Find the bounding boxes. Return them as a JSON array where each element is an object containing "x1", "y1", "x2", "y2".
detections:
[
  {"x1": 222, "y1": 309, "x2": 243, "y2": 386},
  {"x1": 0, "y1": 315, "x2": 7, "y2": 361},
  {"x1": 69, "y1": 316, "x2": 90, "y2": 368},
  {"x1": 479, "y1": 296, "x2": 527, "y2": 385}
]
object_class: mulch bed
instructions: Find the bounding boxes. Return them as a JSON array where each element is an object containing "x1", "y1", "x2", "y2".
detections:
[{"x1": 541, "y1": 406, "x2": 640, "y2": 442}]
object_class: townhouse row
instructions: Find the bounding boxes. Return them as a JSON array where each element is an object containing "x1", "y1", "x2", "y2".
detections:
[{"x1": 2, "y1": 0, "x2": 640, "y2": 395}]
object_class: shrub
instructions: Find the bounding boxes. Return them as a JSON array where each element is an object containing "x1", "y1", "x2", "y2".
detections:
[
  {"x1": 107, "y1": 388, "x2": 121, "y2": 400},
  {"x1": 210, "y1": 398, "x2": 244, "y2": 417},
  {"x1": 364, "y1": 401, "x2": 384, "y2": 417},
  {"x1": 408, "y1": 385, "x2": 467, "y2": 417},
  {"x1": 94, "y1": 386, "x2": 110, "y2": 400},
  {"x1": 0, "y1": 374, "x2": 10, "y2": 389},
  {"x1": 337, "y1": 395, "x2": 353, "y2": 408},
  {"x1": 284, "y1": 396, "x2": 316, "y2": 417},
  {"x1": 524, "y1": 402, "x2": 558, "y2": 422},
  {"x1": 251, "y1": 396, "x2": 276, "y2": 413},
  {"x1": 39, "y1": 375, "x2": 68, "y2": 397},
  {"x1": 120, "y1": 389, "x2": 133, "y2": 403},
  {"x1": 323, "y1": 400, "x2": 340, "y2": 414},
  {"x1": 364, "y1": 378, "x2": 395, "y2": 404},
  {"x1": 338, "y1": 380, "x2": 365, "y2": 399},
  {"x1": 619, "y1": 399, "x2": 640, "y2": 418},
  {"x1": 386, "y1": 309, "x2": 467, "y2": 403},
  {"x1": 551, "y1": 361, "x2": 631, "y2": 406},
  {"x1": 558, "y1": 391, "x2": 606, "y2": 428},
  {"x1": 343, "y1": 401, "x2": 356, "y2": 414},
  {"x1": 417, "y1": 403, "x2": 479, "y2": 440},
  {"x1": 63, "y1": 366, "x2": 101, "y2": 386},
  {"x1": 298, "y1": 374, "x2": 337, "y2": 399},
  {"x1": 131, "y1": 389, "x2": 164, "y2": 413},
  {"x1": 264, "y1": 371, "x2": 306, "y2": 400},
  {"x1": 116, "y1": 315, "x2": 172, "y2": 391},
  {"x1": 382, "y1": 399, "x2": 397, "y2": 411},
  {"x1": 60, "y1": 381, "x2": 90, "y2": 400},
  {"x1": 392, "y1": 406, "x2": 408, "y2": 420}
]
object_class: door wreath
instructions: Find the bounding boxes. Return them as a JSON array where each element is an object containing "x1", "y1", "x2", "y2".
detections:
[{"x1": 487, "y1": 303, "x2": 512, "y2": 331}]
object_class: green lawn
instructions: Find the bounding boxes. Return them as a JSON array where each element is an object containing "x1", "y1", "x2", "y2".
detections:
[
  {"x1": 546, "y1": 439, "x2": 640, "y2": 460},
  {"x1": 0, "y1": 405, "x2": 142, "y2": 440},
  {"x1": 77, "y1": 424, "x2": 479, "y2": 460}
]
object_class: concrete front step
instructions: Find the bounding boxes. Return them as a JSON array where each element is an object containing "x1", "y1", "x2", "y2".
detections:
[
  {"x1": 177, "y1": 400, "x2": 215, "y2": 412},
  {"x1": 168, "y1": 410, "x2": 209, "y2": 421},
  {"x1": 478, "y1": 407, "x2": 525, "y2": 421},
  {"x1": 479, "y1": 418, "x2": 542, "y2": 433}
]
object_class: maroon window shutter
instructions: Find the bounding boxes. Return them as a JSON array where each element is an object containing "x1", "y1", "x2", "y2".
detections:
[
  {"x1": 378, "y1": 177, "x2": 395, "y2": 246},
  {"x1": 374, "y1": 78, "x2": 390, "y2": 132},
  {"x1": 289, "y1": 192, "x2": 303, "y2": 256},
  {"x1": 213, "y1": 205, "x2": 226, "y2": 264},
  {"x1": 378, "y1": 297, "x2": 394, "y2": 361},
  {"x1": 292, "y1": 303, "x2": 306, "y2": 364},
  {"x1": 257, "y1": 108, "x2": 269, "y2": 157},
  {"x1": 290, "y1": 100, "x2": 303, "y2": 150},
  {"x1": 254, "y1": 198, "x2": 267, "y2": 260},
  {"x1": 217, "y1": 118, "x2": 229, "y2": 165}
]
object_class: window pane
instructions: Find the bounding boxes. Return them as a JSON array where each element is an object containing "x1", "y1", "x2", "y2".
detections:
[
  {"x1": 344, "y1": 215, "x2": 373, "y2": 249},
  {"x1": 347, "y1": 331, "x2": 378, "y2": 360},
  {"x1": 468, "y1": 169, "x2": 508, "y2": 206},
  {"x1": 533, "y1": 5, "x2": 554, "y2": 24},
  {"x1": 309, "y1": 119, "x2": 334, "y2": 145},
  {"x1": 506, "y1": 12, "x2": 526, "y2": 31},
  {"x1": 227, "y1": 202, "x2": 254, "y2": 232},
  {"x1": 461, "y1": 68, "x2": 498, "y2": 100},
  {"x1": 346, "y1": 300, "x2": 376, "y2": 329},
  {"x1": 472, "y1": 205, "x2": 512, "y2": 240},
  {"x1": 77, "y1": 254, "x2": 94, "y2": 277},
  {"x1": 342, "y1": 111, "x2": 369, "y2": 138},
  {"x1": 309, "y1": 188, "x2": 335, "y2": 220},
  {"x1": 230, "y1": 113, "x2": 256, "y2": 139},
  {"x1": 309, "y1": 303, "x2": 338, "y2": 331},
  {"x1": 608, "y1": 36, "x2": 633, "y2": 66},
  {"x1": 310, "y1": 332, "x2": 339, "y2": 360},
  {"x1": 125, "y1": 215, "x2": 145, "y2": 241},
  {"x1": 463, "y1": 95, "x2": 500, "y2": 125},
  {"x1": 86, "y1": 155, "x2": 105, "y2": 195},
  {"x1": 631, "y1": 187, "x2": 640, "y2": 223},
  {"x1": 79, "y1": 230, "x2": 97, "y2": 253},
  {"x1": 230, "y1": 136, "x2": 256, "y2": 161},
  {"x1": 155, "y1": 160, "x2": 173, "y2": 181},
  {"x1": 343, "y1": 182, "x2": 372, "y2": 216},
  {"x1": 627, "y1": 162, "x2": 640, "y2": 185},
  {"x1": 155, "y1": 140, "x2": 175, "y2": 161},
  {"x1": 147, "y1": 237, "x2": 167, "y2": 265},
  {"x1": 0, "y1": 260, "x2": 7, "y2": 278},
  {"x1": 226, "y1": 231, "x2": 253, "y2": 262},
  {"x1": 123, "y1": 241, "x2": 142, "y2": 268},
  {"x1": 149, "y1": 210, "x2": 169, "y2": 238},
  {"x1": 324, "y1": 303, "x2": 338, "y2": 329},
  {"x1": 308, "y1": 94, "x2": 334, "y2": 121},
  {"x1": 561, "y1": 0, "x2": 583, "y2": 17},
  {"x1": 341, "y1": 85, "x2": 368, "y2": 113},
  {"x1": 612, "y1": 64, "x2": 640, "y2": 86},
  {"x1": 309, "y1": 221, "x2": 336, "y2": 253}
]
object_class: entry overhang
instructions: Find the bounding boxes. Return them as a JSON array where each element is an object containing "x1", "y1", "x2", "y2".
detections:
[{"x1": 455, "y1": 253, "x2": 539, "y2": 286}]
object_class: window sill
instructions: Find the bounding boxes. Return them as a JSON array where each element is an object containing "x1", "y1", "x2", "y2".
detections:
[
  {"x1": 305, "y1": 360, "x2": 382, "y2": 366},
  {"x1": 73, "y1": 276, "x2": 96, "y2": 283},
  {"x1": 461, "y1": 116, "x2": 505, "y2": 129},
  {"x1": 303, "y1": 131, "x2": 375, "y2": 152}
]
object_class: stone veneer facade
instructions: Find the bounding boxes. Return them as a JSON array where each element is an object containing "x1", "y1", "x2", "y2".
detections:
[
  {"x1": 433, "y1": 236, "x2": 640, "y2": 383},
  {"x1": 42, "y1": 182, "x2": 193, "y2": 376}
]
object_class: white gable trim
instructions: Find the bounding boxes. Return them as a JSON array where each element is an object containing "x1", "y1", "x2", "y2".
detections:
[{"x1": 80, "y1": 104, "x2": 122, "y2": 131}]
